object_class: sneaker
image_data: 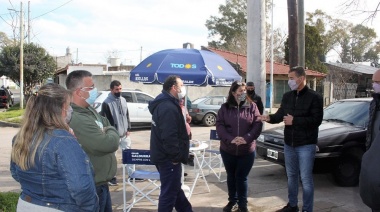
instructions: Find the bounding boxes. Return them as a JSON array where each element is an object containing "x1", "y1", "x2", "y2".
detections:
[
  {"x1": 276, "y1": 203, "x2": 299, "y2": 212},
  {"x1": 223, "y1": 202, "x2": 237, "y2": 212},
  {"x1": 237, "y1": 206, "x2": 248, "y2": 212},
  {"x1": 108, "y1": 177, "x2": 118, "y2": 186},
  {"x1": 128, "y1": 177, "x2": 145, "y2": 182}
]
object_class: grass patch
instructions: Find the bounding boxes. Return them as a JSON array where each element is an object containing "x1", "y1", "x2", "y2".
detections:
[
  {"x1": 0, "y1": 104, "x2": 24, "y2": 124},
  {"x1": 0, "y1": 192, "x2": 19, "y2": 211}
]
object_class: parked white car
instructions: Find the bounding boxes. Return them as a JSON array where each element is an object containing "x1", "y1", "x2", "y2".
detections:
[{"x1": 93, "y1": 89, "x2": 154, "y2": 128}]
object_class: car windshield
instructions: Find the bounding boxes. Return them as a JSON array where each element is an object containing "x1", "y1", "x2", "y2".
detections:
[
  {"x1": 323, "y1": 100, "x2": 370, "y2": 127},
  {"x1": 192, "y1": 97, "x2": 208, "y2": 104}
]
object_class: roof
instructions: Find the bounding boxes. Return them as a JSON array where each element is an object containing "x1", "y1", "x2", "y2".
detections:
[
  {"x1": 325, "y1": 62, "x2": 378, "y2": 75},
  {"x1": 204, "y1": 46, "x2": 326, "y2": 78}
]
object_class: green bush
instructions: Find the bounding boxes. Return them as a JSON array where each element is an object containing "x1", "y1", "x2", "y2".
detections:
[{"x1": 0, "y1": 192, "x2": 19, "y2": 212}]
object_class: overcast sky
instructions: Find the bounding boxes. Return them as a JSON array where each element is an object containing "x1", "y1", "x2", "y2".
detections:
[{"x1": 0, "y1": 0, "x2": 378, "y2": 65}]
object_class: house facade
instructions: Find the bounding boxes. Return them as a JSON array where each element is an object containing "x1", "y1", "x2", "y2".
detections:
[{"x1": 204, "y1": 47, "x2": 326, "y2": 107}]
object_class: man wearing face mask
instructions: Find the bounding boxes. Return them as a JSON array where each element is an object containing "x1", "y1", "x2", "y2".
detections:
[
  {"x1": 261, "y1": 66, "x2": 323, "y2": 212},
  {"x1": 100, "y1": 80, "x2": 131, "y2": 186},
  {"x1": 366, "y1": 69, "x2": 380, "y2": 150},
  {"x1": 246, "y1": 81, "x2": 264, "y2": 114},
  {"x1": 148, "y1": 75, "x2": 192, "y2": 212},
  {"x1": 66, "y1": 70, "x2": 120, "y2": 212}
]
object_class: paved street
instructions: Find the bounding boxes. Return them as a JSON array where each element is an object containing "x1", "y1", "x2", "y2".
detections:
[{"x1": 0, "y1": 124, "x2": 370, "y2": 211}]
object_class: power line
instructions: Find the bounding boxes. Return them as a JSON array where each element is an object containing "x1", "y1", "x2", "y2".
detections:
[{"x1": 31, "y1": 0, "x2": 74, "y2": 20}]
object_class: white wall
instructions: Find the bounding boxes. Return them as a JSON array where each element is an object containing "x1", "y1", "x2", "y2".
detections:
[{"x1": 67, "y1": 66, "x2": 103, "y2": 75}]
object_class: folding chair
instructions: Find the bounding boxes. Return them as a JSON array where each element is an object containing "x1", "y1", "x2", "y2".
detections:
[
  {"x1": 122, "y1": 149, "x2": 160, "y2": 212},
  {"x1": 203, "y1": 129, "x2": 226, "y2": 182}
]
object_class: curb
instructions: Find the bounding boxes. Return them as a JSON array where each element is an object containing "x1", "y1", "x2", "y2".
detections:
[{"x1": 0, "y1": 121, "x2": 20, "y2": 128}]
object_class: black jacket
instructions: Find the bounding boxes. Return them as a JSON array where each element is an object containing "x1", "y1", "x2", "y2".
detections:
[
  {"x1": 366, "y1": 93, "x2": 380, "y2": 150},
  {"x1": 148, "y1": 90, "x2": 190, "y2": 165},
  {"x1": 248, "y1": 92, "x2": 264, "y2": 115},
  {"x1": 269, "y1": 86, "x2": 323, "y2": 147}
]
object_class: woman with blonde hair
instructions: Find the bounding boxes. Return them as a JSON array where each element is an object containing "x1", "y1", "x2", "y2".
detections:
[{"x1": 10, "y1": 83, "x2": 99, "y2": 212}]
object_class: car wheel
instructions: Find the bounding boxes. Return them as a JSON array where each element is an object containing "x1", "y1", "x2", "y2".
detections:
[
  {"x1": 333, "y1": 154, "x2": 361, "y2": 187},
  {"x1": 202, "y1": 113, "x2": 216, "y2": 127}
]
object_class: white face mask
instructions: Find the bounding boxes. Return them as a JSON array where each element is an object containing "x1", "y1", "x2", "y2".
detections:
[
  {"x1": 65, "y1": 105, "x2": 73, "y2": 124},
  {"x1": 373, "y1": 83, "x2": 380, "y2": 93},
  {"x1": 177, "y1": 86, "x2": 186, "y2": 99},
  {"x1": 288, "y1": 79, "x2": 299, "y2": 90}
]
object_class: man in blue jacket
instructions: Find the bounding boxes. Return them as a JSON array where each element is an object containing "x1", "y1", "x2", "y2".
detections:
[
  {"x1": 262, "y1": 66, "x2": 323, "y2": 212},
  {"x1": 148, "y1": 75, "x2": 192, "y2": 212}
]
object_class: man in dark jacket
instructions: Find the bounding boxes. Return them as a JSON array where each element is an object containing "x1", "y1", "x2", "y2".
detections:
[
  {"x1": 262, "y1": 66, "x2": 323, "y2": 212},
  {"x1": 148, "y1": 75, "x2": 192, "y2": 212},
  {"x1": 366, "y1": 69, "x2": 380, "y2": 150},
  {"x1": 246, "y1": 81, "x2": 264, "y2": 114}
]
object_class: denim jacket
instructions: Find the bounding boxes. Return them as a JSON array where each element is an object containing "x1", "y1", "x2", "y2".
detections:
[{"x1": 10, "y1": 129, "x2": 99, "y2": 212}]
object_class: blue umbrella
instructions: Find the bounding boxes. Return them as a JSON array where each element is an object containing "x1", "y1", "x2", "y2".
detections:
[{"x1": 130, "y1": 48, "x2": 242, "y2": 86}]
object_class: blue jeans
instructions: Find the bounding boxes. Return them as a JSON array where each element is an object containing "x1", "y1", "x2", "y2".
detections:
[
  {"x1": 96, "y1": 184, "x2": 112, "y2": 212},
  {"x1": 156, "y1": 161, "x2": 192, "y2": 212},
  {"x1": 220, "y1": 149, "x2": 255, "y2": 208},
  {"x1": 284, "y1": 144, "x2": 316, "y2": 212}
]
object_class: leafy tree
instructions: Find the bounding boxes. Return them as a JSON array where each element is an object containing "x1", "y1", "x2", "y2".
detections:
[
  {"x1": 206, "y1": 0, "x2": 248, "y2": 54},
  {"x1": 205, "y1": 0, "x2": 285, "y2": 62},
  {"x1": 363, "y1": 48, "x2": 379, "y2": 63},
  {"x1": 0, "y1": 42, "x2": 56, "y2": 100},
  {"x1": 0, "y1": 32, "x2": 13, "y2": 49},
  {"x1": 285, "y1": 24, "x2": 327, "y2": 73},
  {"x1": 349, "y1": 24, "x2": 377, "y2": 62}
]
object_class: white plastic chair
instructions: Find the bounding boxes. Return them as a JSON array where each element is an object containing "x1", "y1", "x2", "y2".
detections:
[
  {"x1": 122, "y1": 149, "x2": 160, "y2": 212},
  {"x1": 203, "y1": 129, "x2": 226, "y2": 182}
]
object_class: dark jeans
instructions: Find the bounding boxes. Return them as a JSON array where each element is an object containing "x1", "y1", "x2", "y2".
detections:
[
  {"x1": 156, "y1": 161, "x2": 192, "y2": 212},
  {"x1": 96, "y1": 184, "x2": 112, "y2": 212},
  {"x1": 220, "y1": 149, "x2": 255, "y2": 208}
]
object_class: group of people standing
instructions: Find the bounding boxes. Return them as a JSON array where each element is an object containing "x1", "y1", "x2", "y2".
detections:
[
  {"x1": 10, "y1": 66, "x2": 324, "y2": 212},
  {"x1": 10, "y1": 70, "x2": 130, "y2": 211}
]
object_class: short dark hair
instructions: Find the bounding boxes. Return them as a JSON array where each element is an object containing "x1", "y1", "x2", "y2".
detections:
[
  {"x1": 246, "y1": 81, "x2": 254, "y2": 86},
  {"x1": 289, "y1": 66, "x2": 306, "y2": 77},
  {"x1": 163, "y1": 75, "x2": 179, "y2": 91},
  {"x1": 66, "y1": 70, "x2": 92, "y2": 91},
  {"x1": 227, "y1": 81, "x2": 246, "y2": 105},
  {"x1": 110, "y1": 80, "x2": 121, "y2": 89}
]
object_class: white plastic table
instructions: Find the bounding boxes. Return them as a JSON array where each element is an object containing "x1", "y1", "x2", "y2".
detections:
[{"x1": 182, "y1": 142, "x2": 210, "y2": 199}]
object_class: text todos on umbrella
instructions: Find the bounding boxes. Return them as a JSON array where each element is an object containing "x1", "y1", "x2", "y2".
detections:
[{"x1": 170, "y1": 63, "x2": 196, "y2": 69}]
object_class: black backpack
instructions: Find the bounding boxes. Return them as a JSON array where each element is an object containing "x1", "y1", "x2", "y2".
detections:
[{"x1": 360, "y1": 133, "x2": 380, "y2": 209}]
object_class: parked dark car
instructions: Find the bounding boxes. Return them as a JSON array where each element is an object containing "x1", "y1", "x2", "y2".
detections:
[
  {"x1": 256, "y1": 98, "x2": 370, "y2": 187},
  {"x1": 0, "y1": 88, "x2": 13, "y2": 109},
  {"x1": 189, "y1": 95, "x2": 226, "y2": 127}
]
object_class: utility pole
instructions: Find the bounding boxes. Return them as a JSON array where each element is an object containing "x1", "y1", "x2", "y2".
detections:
[
  {"x1": 20, "y1": 2, "x2": 24, "y2": 109},
  {"x1": 28, "y1": 1, "x2": 30, "y2": 44},
  {"x1": 247, "y1": 0, "x2": 266, "y2": 110},
  {"x1": 298, "y1": 0, "x2": 305, "y2": 68},
  {"x1": 270, "y1": 0, "x2": 274, "y2": 113},
  {"x1": 287, "y1": 0, "x2": 298, "y2": 68},
  {"x1": 140, "y1": 46, "x2": 142, "y2": 62}
]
